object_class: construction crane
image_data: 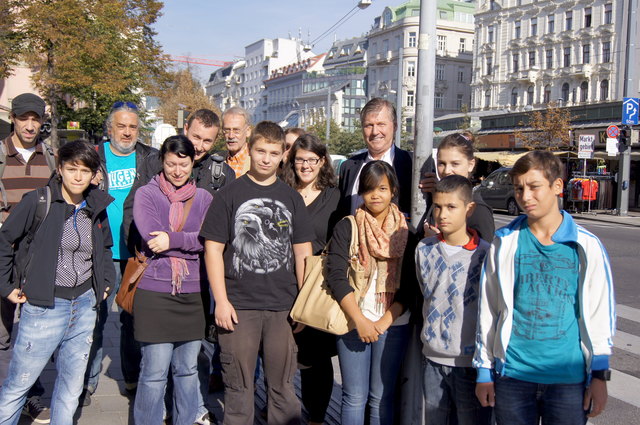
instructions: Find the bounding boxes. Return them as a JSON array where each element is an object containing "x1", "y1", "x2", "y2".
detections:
[{"x1": 164, "y1": 55, "x2": 233, "y2": 67}]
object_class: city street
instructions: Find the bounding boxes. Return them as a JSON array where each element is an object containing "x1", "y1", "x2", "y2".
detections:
[{"x1": 494, "y1": 213, "x2": 640, "y2": 425}]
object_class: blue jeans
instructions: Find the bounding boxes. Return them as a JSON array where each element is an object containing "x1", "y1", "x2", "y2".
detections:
[
  {"x1": 494, "y1": 376, "x2": 587, "y2": 425},
  {"x1": 423, "y1": 358, "x2": 492, "y2": 425},
  {"x1": 336, "y1": 324, "x2": 410, "y2": 425},
  {"x1": 196, "y1": 338, "x2": 220, "y2": 415},
  {"x1": 134, "y1": 340, "x2": 201, "y2": 425},
  {"x1": 0, "y1": 290, "x2": 97, "y2": 425},
  {"x1": 84, "y1": 280, "x2": 117, "y2": 393}
]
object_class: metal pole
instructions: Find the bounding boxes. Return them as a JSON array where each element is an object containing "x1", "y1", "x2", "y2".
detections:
[
  {"x1": 395, "y1": 46, "x2": 404, "y2": 148},
  {"x1": 411, "y1": 0, "x2": 437, "y2": 228},
  {"x1": 617, "y1": 0, "x2": 637, "y2": 216},
  {"x1": 400, "y1": 2, "x2": 437, "y2": 425},
  {"x1": 326, "y1": 85, "x2": 332, "y2": 142}
]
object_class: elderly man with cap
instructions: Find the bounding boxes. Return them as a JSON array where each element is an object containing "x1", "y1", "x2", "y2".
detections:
[{"x1": 0, "y1": 92, "x2": 56, "y2": 424}]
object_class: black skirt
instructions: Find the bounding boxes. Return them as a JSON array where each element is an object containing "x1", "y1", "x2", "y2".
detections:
[{"x1": 133, "y1": 288, "x2": 205, "y2": 343}]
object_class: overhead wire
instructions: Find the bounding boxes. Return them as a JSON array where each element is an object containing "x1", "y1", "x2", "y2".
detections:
[{"x1": 309, "y1": 5, "x2": 361, "y2": 47}]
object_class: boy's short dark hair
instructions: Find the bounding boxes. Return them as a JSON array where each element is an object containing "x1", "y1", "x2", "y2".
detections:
[
  {"x1": 249, "y1": 121, "x2": 285, "y2": 150},
  {"x1": 57, "y1": 139, "x2": 101, "y2": 173},
  {"x1": 434, "y1": 175, "x2": 473, "y2": 204},
  {"x1": 186, "y1": 109, "x2": 220, "y2": 128},
  {"x1": 509, "y1": 150, "x2": 563, "y2": 184}
]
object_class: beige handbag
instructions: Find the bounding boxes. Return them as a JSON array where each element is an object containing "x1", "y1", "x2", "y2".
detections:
[{"x1": 290, "y1": 216, "x2": 363, "y2": 335}]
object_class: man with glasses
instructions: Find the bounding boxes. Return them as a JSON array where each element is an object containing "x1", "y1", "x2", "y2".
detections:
[
  {"x1": 81, "y1": 101, "x2": 158, "y2": 406},
  {"x1": 221, "y1": 107, "x2": 252, "y2": 177}
]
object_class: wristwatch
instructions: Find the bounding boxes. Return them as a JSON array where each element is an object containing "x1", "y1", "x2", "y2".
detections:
[{"x1": 591, "y1": 370, "x2": 611, "y2": 381}]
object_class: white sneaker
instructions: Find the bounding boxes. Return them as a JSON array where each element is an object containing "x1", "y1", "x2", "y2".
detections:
[{"x1": 194, "y1": 411, "x2": 218, "y2": 425}]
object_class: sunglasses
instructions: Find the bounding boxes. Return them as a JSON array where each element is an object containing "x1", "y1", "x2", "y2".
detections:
[{"x1": 111, "y1": 101, "x2": 138, "y2": 111}]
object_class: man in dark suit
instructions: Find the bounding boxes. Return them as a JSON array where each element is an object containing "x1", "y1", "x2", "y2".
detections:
[{"x1": 337, "y1": 97, "x2": 412, "y2": 218}]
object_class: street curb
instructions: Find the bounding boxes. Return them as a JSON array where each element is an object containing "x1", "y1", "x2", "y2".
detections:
[{"x1": 569, "y1": 213, "x2": 640, "y2": 227}]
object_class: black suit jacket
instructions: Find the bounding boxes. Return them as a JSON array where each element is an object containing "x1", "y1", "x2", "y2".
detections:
[{"x1": 337, "y1": 146, "x2": 413, "y2": 218}]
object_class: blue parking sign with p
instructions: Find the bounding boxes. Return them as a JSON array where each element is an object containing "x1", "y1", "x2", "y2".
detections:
[{"x1": 623, "y1": 97, "x2": 639, "y2": 125}]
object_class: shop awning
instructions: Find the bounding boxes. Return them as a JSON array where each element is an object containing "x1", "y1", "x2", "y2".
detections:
[{"x1": 474, "y1": 150, "x2": 578, "y2": 166}]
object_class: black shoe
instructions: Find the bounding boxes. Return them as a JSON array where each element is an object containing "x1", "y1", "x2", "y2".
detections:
[
  {"x1": 21, "y1": 396, "x2": 51, "y2": 424},
  {"x1": 80, "y1": 389, "x2": 92, "y2": 406}
]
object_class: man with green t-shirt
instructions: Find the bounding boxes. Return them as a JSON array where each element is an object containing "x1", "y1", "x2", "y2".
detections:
[{"x1": 81, "y1": 102, "x2": 157, "y2": 406}]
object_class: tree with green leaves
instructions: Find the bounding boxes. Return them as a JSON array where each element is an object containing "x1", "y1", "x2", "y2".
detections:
[
  {"x1": 3, "y1": 0, "x2": 166, "y2": 146},
  {"x1": 307, "y1": 118, "x2": 364, "y2": 156}
]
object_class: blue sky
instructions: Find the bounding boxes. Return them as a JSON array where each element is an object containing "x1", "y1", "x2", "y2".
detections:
[{"x1": 154, "y1": 0, "x2": 392, "y2": 81}]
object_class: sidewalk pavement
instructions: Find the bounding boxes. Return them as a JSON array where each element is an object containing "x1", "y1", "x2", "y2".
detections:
[
  {"x1": 19, "y1": 302, "x2": 342, "y2": 425},
  {"x1": 568, "y1": 209, "x2": 640, "y2": 227}
]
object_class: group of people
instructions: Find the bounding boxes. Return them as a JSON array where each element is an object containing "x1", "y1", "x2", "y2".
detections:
[{"x1": 0, "y1": 93, "x2": 615, "y2": 425}]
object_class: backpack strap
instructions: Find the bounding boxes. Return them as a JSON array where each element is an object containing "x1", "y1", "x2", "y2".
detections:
[
  {"x1": 209, "y1": 154, "x2": 226, "y2": 191},
  {"x1": 25, "y1": 186, "x2": 51, "y2": 245},
  {"x1": 42, "y1": 142, "x2": 56, "y2": 173}
]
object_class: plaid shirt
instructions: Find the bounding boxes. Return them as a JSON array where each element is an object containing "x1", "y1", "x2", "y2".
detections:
[{"x1": 225, "y1": 144, "x2": 250, "y2": 177}]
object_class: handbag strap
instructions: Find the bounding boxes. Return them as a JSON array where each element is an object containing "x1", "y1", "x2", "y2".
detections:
[
  {"x1": 346, "y1": 215, "x2": 358, "y2": 259},
  {"x1": 176, "y1": 197, "x2": 194, "y2": 232}
]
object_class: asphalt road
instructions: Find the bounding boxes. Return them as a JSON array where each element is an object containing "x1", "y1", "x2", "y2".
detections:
[{"x1": 493, "y1": 212, "x2": 640, "y2": 425}]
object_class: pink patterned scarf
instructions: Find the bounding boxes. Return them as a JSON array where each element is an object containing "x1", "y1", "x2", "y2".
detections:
[
  {"x1": 354, "y1": 202, "x2": 409, "y2": 312},
  {"x1": 156, "y1": 172, "x2": 197, "y2": 295}
]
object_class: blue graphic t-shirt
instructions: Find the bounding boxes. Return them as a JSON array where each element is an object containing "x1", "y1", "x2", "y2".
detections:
[
  {"x1": 104, "y1": 143, "x2": 136, "y2": 260},
  {"x1": 504, "y1": 220, "x2": 586, "y2": 384}
]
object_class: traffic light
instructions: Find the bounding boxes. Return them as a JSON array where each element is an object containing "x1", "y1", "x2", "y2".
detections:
[{"x1": 620, "y1": 126, "x2": 632, "y2": 146}]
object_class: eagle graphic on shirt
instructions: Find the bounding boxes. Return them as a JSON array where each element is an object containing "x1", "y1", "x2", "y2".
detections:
[{"x1": 232, "y1": 198, "x2": 293, "y2": 276}]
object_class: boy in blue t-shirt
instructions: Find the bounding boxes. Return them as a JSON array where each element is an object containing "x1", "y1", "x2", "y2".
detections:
[
  {"x1": 474, "y1": 151, "x2": 615, "y2": 425},
  {"x1": 416, "y1": 175, "x2": 492, "y2": 424}
]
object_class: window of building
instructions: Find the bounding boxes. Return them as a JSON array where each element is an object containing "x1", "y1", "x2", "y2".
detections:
[
  {"x1": 407, "y1": 90, "x2": 415, "y2": 107},
  {"x1": 408, "y1": 32, "x2": 417, "y2": 47},
  {"x1": 437, "y1": 35, "x2": 447, "y2": 53},
  {"x1": 459, "y1": 38, "x2": 466, "y2": 52},
  {"x1": 485, "y1": 89, "x2": 491, "y2": 108},
  {"x1": 565, "y1": 11, "x2": 573, "y2": 31},
  {"x1": 515, "y1": 20, "x2": 521, "y2": 39},
  {"x1": 407, "y1": 61, "x2": 416, "y2": 77},
  {"x1": 511, "y1": 87, "x2": 518, "y2": 106},
  {"x1": 513, "y1": 53, "x2": 519, "y2": 72},
  {"x1": 563, "y1": 47, "x2": 571, "y2": 67},
  {"x1": 457, "y1": 94, "x2": 464, "y2": 110},
  {"x1": 548, "y1": 14, "x2": 555, "y2": 33},
  {"x1": 529, "y1": 51, "x2": 536, "y2": 67},
  {"x1": 544, "y1": 85, "x2": 551, "y2": 103},
  {"x1": 436, "y1": 64, "x2": 445, "y2": 80},
  {"x1": 584, "y1": 7, "x2": 592, "y2": 28},
  {"x1": 382, "y1": 39, "x2": 389, "y2": 54},
  {"x1": 458, "y1": 67, "x2": 464, "y2": 82},
  {"x1": 486, "y1": 57, "x2": 493, "y2": 75},
  {"x1": 600, "y1": 79, "x2": 609, "y2": 100},
  {"x1": 546, "y1": 49, "x2": 553, "y2": 68},
  {"x1": 582, "y1": 44, "x2": 590, "y2": 64},
  {"x1": 602, "y1": 41, "x2": 611, "y2": 62},
  {"x1": 531, "y1": 17, "x2": 538, "y2": 36},
  {"x1": 527, "y1": 85, "x2": 534, "y2": 105},
  {"x1": 434, "y1": 93, "x2": 444, "y2": 109},
  {"x1": 561, "y1": 83, "x2": 570, "y2": 102},
  {"x1": 405, "y1": 117, "x2": 413, "y2": 135},
  {"x1": 580, "y1": 81, "x2": 588, "y2": 102},
  {"x1": 488, "y1": 25, "x2": 494, "y2": 43},
  {"x1": 604, "y1": 4, "x2": 612, "y2": 25}
]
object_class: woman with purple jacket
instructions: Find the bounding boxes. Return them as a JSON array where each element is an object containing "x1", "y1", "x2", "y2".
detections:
[{"x1": 132, "y1": 136, "x2": 213, "y2": 425}]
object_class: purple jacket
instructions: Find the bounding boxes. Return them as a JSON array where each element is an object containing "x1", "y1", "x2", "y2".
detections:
[{"x1": 133, "y1": 178, "x2": 213, "y2": 293}]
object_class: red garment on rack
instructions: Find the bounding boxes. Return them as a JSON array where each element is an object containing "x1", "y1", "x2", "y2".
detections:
[{"x1": 582, "y1": 180, "x2": 598, "y2": 201}]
